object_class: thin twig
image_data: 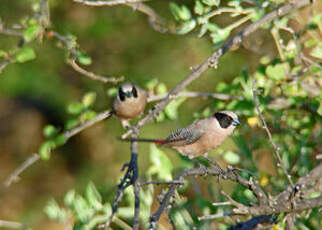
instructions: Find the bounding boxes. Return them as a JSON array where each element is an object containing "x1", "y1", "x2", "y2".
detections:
[
  {"x1": 198, "y1": 212, "x2": 232, "y2": 220},
  {"x1": 0, "y1": 28, "x2": 23, "y2": 36},
  {"x1": 131, "y1": 132, "x2": 140, "y2": 230},
  {"x1": 211, "y1": 201, "x2": 233, "y2": 206},
  {"x1": 252, "y1": 78, "x2": 294, "y2": 186},
  {"x1": 0, "y1": 220, "x2": 26, "y2": 229},
  {"x1": 4, "y1": 154, "x2": 40, "y2": 187},
  {"x1": 140, "y1": 180, "x2": 185, "y2": 186},
  {"x1": 147, "y1": 91, "x2": 241, "y2": 102},
  {"x1": 204, "y1": 8, "x2": 253, "y2": 19},
  {"x1": 68, "y1": 59, "x2": 124, "y2": 83},
  {"x1": 4, "y1": 110, "x2": 112, "y2": 187},
  {"x1": 73, "y1": 0, "x2": 149, "y2": 7},
  {"x1": 122, "y1": 0, "x2": 312, "y2": 140},
  {"x1": 126, "y1": 3, "x2": 168, "y2": 33}
]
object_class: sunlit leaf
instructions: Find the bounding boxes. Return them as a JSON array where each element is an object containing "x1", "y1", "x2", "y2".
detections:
[
  {"x1": 176, "y1": 20, "x2": 196, "y2": 35},
  {"x1": 14, "y1": 47, "x2": 36, "y2": 63},
  {"x1": 82, "y1": 92, "x2": 96, "y2": 108},
  {"x1": 85, "y1": 182, "x2": 103, "y2": 210}
]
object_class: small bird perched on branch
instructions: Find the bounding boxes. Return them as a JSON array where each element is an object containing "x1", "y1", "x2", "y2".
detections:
[
  {"x1": 122, "y1": 111, "x2": 240, "y2": 158},
  {"x1": 112, "y1": 82, "x2": 147, "y2": 128}
]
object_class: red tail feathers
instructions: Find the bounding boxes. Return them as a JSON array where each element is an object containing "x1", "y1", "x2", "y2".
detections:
[{"x1": 120, "y1": 138, "x2": 167, "y2": 145}]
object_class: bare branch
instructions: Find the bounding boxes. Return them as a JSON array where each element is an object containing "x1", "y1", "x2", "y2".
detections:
[
  {"x1": 68, "y1": 59, "x2": 124, "y2": 84},
  {"x1": 122, "y1": 0, "x2": 312, "y2": 139},
  {"x1": 147, "y1": 91, "x2": 241, "y2": 103},
  {"x1": 149, "y1": 164, "x2": 268, "y2": 229},
  {"x1": 0, "y1": 28, "x2": 23, "y2": 36},
  {"x1": 126, "y1": 3, "x2": 168, "y2": 33},
  {"x1": 252, "y1": 78, "x2": 294, "y2": 186},
  {"x1": 73, "y1": 0, "x2": 149, "y2": 7},
  {"x1": 4, "y1": 110, "x2": 112, "y2": 187},
  {"x1": 0, "y1": 220, "x2": 27, "y2": 229},
  {"x1": 140, "y1": 180, "x2": 185, "y2": 186}
]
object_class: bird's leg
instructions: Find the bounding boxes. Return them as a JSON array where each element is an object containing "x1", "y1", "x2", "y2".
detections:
[
  {"x1": 121, "y1": 119, "x2": 131, "y2": 129},
  {"x1": 111, "y1": 152, "x2": 138, "y2": 214}
]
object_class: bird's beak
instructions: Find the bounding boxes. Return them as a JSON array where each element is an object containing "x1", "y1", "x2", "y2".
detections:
[
  {"x1": 232, "y1": 118, "x2": 240, "y2": 126},
  {"x1": 125, "y1": 92, "x2": 132, "y2": 97}
]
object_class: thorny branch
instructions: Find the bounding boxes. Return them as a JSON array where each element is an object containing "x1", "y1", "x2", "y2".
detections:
[
  {"x1": 150, "y1": 163, "x2": 322, "y2": 229},
  {"x1": 73, "y1": 0, "x2": 149, "y2": 7},
  {"x1": 252, "y1": 78, "x2": 294, "y2": 186}
]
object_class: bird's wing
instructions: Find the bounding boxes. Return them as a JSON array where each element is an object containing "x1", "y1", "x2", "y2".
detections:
[{"x1": 165, "y1": 125, "x2": 203, "y2": 147}]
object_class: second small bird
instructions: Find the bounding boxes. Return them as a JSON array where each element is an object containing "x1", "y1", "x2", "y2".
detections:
[{"x1": 123, "y1": 111, "x2": 240, "y2": 158}]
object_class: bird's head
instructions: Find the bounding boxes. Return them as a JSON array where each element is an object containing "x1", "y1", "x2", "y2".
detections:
[
  {"x1": 118, "y1": 83, "x2": 139, "y2": 101},
  {"x1": 213, "y1": 111, "x2": 240, "y2": 129}
]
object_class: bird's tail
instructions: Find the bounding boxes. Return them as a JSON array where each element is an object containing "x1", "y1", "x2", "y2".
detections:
[{"x1": 120, "y1": 138, "x2": 167, "y2": 145}]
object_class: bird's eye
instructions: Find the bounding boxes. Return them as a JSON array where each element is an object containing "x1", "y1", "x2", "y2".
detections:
[
  {"x1": 118, "y1": 88, "x2": 126, "y2": 101},
  {"x1": 132, "y1": 86, "x2": 138, "y2": 98}
]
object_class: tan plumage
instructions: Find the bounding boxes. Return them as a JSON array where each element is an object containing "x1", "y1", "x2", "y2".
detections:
[
  {"x1": 122, "y1": 110, "x2": 240, "y2": 158},
  {"x1": 112, "y1": 82, "x2": 147, "y2": 127}
]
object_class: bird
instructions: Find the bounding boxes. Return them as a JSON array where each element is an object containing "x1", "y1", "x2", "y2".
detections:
[
  {"x1": 122, "y1": 110, "x2": 240, "y2": 158},
  {"x1": 112, "y1": 82, "x2": 147, "y2": 128}
]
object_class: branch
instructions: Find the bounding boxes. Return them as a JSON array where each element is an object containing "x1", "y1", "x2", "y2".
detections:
[
  {"x1": 0, "y1": 220, "x2": 26, "y2": 229},
  {"x1": 68, "y1": 59, "x2": 124, "y2": 84},
  {"x1": 126, "y1": 3, "x2": 168, "y2": 33},
  {"x1": 252, "y1": 78, "x2": 294, "y2": 186},
  {"x1": 121, "y1": 0, "x2": 312, "y2": 139},
  {"x1": 147, "y1": 91, "x2": 241, "y2": 103},
  {"x1": 149, "y1": 163, "x2": 268, "y2": 229},
  {"x1": 4, "y1": 110, "x2": 112, "y2": 187},
  {"x1": 150, "y1": 163, "x2": 322, "y2": 229},
  {"x1": 73, "y1": 0, "x2": 149, "y2": 6}
]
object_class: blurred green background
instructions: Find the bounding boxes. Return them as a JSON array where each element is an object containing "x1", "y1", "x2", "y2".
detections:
[{"x1": 0, "y1": 0, "x2": 320, "y2": 229}]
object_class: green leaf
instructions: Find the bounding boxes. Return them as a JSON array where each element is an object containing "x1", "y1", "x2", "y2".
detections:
[
  {"x1": 85, "y1": 182, "x2": 103, "y2": 210},
  {"x1": 147, "y1": 144, "x2": 173, "y2": 180},
  {"x1": 106, "y1": 87, "x2": 117, "y2": 97},
  {"x1": 210, "y1": 28, "x2": 230, "y2": 47},
  {"x1": 194, "y1": 1, "x2": 204, "y2": 15},
  {"x1": 265, "y1": 63, "x2": 289, "y2": 80},
  {"x1": 14, "y1": 47, "x2": 36, "y2": 63},
  {"x1": 67, "y1": 102, "x2": 84, "y2": 115},
  {"x1": 310, "y1": 42, "x2": 322, "y2": 59},
  {"x1": 76, "y1": 50, "x2": 92, "y2": 66},
  {"x1": 39, "y1": 140, "x2": 56, "y2": 160},
  {"x1": 165, "y1": 97, "x2": 186, "y2": 120},
  {"x1": 80, "y1": 110, "x2": 97, "y2": 123},
  {"x1": 43, "y1": 125, "x2": 58, "y2": 138},
  {"x1": 156, "y1": 83, "x2": 167, "y2": 94},
  {"x1": 0, "y1": 50, "x2": 7, "y2": 58},
  {"x1": 202, "y1": 0, "x2": 220, "y2": 6},
  {"x1": 82, "y1": 92, "x2": 96, "y2": 108},
  {"x1": 54, "y1": 134, "x2": 68, "y2": 146},
  {"x1": 169, "y1": 3, "x2": 191, "y2": 21},
  {"x1": 73, "y1": 195, "x2": 94, "y2": 222},
  {"x1": 64, "y1": 189, "x2": 76, "y2": 207},
  {"x1": 65, "y1": 118, "x2": 80, "y2": 130},
  {"x1": 223, "y1": 151, "x2": 240, "y2": 164},
  {"x1": 23, "y1": 24, "x2": 42, "y2": 42},
  {"x1": 145, "y1": 78, "x2": 158, "y2": 91},
  {"x1": 44, "y1": 199, "x2": 67, "y2": 222},
  {"x1": 317, "y1": 102, "x2": 322, "y2": 116},
  {"x1": 176, "y1": 20, "x2": 196, "y2": 35}
]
